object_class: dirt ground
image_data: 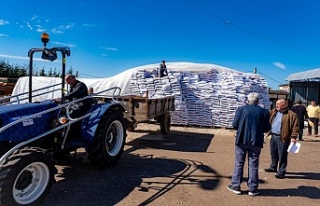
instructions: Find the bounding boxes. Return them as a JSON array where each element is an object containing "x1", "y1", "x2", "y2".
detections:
[{"x1": 43, "y1": 124, "x2": 320, "y2": 206}]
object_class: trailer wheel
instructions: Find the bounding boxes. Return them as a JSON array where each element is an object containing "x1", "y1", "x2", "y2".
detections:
[
  {"x1": 126, "y1": 123, "x2": 135, "y2": 132},
  {"x1": 0, "y1": 147, "x2": 56, "y2": 206},
  {"x1": 160, "y1": 111, "x2": 171, "y2": 135},
  {"x1": 88, "y1": 110, "x2": 126, "y2": 168}
]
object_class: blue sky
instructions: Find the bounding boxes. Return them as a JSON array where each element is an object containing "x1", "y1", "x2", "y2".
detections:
[{"x1": 1, "y1": 0, "x2": 320, "y2": 89}]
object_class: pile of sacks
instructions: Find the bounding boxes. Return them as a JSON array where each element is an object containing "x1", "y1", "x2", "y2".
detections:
[
  {"x1": 121, "y1": 62, "x2": 271, "y2": 128},
  {"x1": 11, "y1": 62, "x2": 271, "y2": 128}
]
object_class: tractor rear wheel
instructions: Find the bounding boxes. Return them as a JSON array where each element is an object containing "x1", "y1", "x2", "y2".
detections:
[
  {"x1": 87, "y1": 110, "x2": 126, "y2": 168},
  {"x1": 0, "y1": 147, "x2": 56, "y2": 206}
]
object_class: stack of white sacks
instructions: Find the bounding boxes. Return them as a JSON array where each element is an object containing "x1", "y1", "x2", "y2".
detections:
[
  {"x1": 121, "y1": 62, "x2": 271, "y2": 128},
  {"x1": 11, "y1": 62, "x2": 271, "y2": 128}
]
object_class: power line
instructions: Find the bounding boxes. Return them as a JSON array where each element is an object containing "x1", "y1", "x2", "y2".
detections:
[
  {"x1": 183, "y1": 0, "x2": 320, "y2": 54},
  {"x1": 256, "y1": 70, "x2": 283, "y2": 85}
]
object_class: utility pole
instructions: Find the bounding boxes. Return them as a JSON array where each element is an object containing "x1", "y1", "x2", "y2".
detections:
[{"x1": 253, "y1": 68, "x2": 257, "y2": 74}]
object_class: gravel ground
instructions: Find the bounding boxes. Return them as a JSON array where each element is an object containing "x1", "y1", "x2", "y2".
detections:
[{"x1": 43, "y1": 124, "x2": 320, "y2": 206}]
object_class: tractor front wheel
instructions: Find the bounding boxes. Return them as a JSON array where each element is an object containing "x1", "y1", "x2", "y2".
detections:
[{"x1": 0, "y1": 147, "x2": 56, "y2": 206}]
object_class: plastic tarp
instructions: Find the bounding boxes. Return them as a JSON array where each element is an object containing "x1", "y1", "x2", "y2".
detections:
[
  {"x1": 11, "y1": 62, "x2": 271, "y2": 127},
  {"x1": 11, "y1": 62, "x2": 239, "y2": 102}
]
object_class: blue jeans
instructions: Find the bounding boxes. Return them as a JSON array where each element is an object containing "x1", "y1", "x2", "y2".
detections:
[
  {"x1": 269, "y1": 134, "x2": 290, "y2": 175},
  {"x1": 231, "y1": 144, "x2": 261, "y2": 191}
]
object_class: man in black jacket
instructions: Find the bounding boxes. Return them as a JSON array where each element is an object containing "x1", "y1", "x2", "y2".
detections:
[
  {"x1": 55, "y1": 74, "x2": 91, "y2": 117},
  {"x1": 291, "y1": 100, "x2": 308, "y2": 141},
  {"x1": 55, "y1": 75, "x2": 91, "y2": 140}
]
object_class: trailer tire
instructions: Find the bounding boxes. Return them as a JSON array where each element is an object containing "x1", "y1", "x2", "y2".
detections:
[
  {"x1": 126, "y1": 124, "x2": 135, "y2": 132},
  {"x1": 0, "y1": 147, "x2": 56, "y2": 206},
  {"x1": 87, "y1": 110, "x2": 126, "y2": 168},
  {"x1": 160, "y1": 111, "x2": 171, "y2": 135}
]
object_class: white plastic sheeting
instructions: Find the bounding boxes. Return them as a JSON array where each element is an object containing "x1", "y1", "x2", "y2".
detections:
[
  {"x1": 11, "y1": 62, "x2": 271, "y2": 127},
  {"x1": 11, "y1": 76, "x2": 106, "y2": 103},
  {"x1": 122, "y1": 62, "x2": 271, "y2": 128}
]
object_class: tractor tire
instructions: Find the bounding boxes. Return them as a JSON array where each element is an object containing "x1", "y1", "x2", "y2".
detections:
[
  {"x1": 87, "y1": 110, "x2": 126, "y2": 168},
  {"x1": 160, "y1": 111, "x2": 171, "y2": 135},
  {"x1": 0, "y1": 147, "x2": 57, "y2": 206}
]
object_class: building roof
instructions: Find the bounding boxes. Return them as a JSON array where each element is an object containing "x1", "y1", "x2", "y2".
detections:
[
  {"x1": 269, "y1": 90, "x2": 289, "y2": 94},
  {"x1": 286, "y1": 68, "x2": 320, "y2": 81}
]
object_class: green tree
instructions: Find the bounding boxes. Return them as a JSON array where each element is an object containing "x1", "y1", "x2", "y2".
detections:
[
  {"x1": 0, "y1": 60, "x2": 28, "y2": 78},
  {"x1": 40, "y1": 67, "x2": 46, "y2": 76},
  {"x1": 0, "y1": 59, "x2": 77, "y2": 78},
  {"x1": 48, "y1": 68, "x2": 53, "y2": 77},
  {"x1": 67, "y1": 67, "x2": 73, "y2": 75}
]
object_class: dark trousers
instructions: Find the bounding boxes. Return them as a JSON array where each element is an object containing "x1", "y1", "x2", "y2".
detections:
[
  {"x1": 269, "y1": 135, "x2": 290, "y2": 176},
  {"x1": 231, "y1": 143, "x2": 261, "y2": 191},
  {"x1": 308, "y1": 118, "x2": 319, "y2": 135},
  {"x1": 68, "y1": 104, "x2": 90, "y2": 139},
  {"x1": 298, "y1": 121, "x2": 304, "y2": 140}
]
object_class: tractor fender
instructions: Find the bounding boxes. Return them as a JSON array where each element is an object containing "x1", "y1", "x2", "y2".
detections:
[{"x1": 81, "y1": 102, "x2": 126, "y2": 144}]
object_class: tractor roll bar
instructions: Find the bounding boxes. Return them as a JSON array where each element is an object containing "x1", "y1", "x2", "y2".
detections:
[{"x1": 28, "y1": 47, "x2": 70, "y2": 103}]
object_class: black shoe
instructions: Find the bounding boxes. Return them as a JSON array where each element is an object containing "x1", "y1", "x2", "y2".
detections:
[
  {"x1": 275, "y1": 173, "x2": 285, "y2": 179},
  {"x1": 227, "y1": 185, "x2": 241, "y2": 195},
  {"x1": 264, "y1": 168, "x2": 277, "y2": 173},
  {"x1": 248, "y1": 190, "x2": 259, "y2": 196}
]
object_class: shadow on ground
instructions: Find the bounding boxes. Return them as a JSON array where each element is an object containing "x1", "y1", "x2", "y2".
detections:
[
  {"x1": 259, "y1": 186, "x2": 320, "y2": 199},
  {"x1": 285, "y1": 171, "x2": 320, "y2": 180},
  {"x1": 44, "y1": 147, "x2": 220, "y2": 205},
  {"x1": 126, "y1": 128, "x2": 214, "y2": 153}
]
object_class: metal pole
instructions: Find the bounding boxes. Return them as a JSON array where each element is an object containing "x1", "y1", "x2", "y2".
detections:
[
  {"x1": 306, "y1": 80, "x2": 309, "y2": 104},
  {"x1": 28, "y1": 51, "x2": 34, "y2": 103},
  {"x1": 61, "y1": 53, "x2": 66, "y2": 99}
]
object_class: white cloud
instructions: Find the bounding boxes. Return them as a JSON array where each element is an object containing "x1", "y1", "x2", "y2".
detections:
[
  {"x1": 51, "y1": 28, "x2": 64, "y2": 34},
  {"x1": 36, "y1": 28, "x2": 46, "y2": 32},
  {"x1": 0, "y1": 19, "x2": 9, "y2": 25},
  {"x1": 83, "y1": 23, "x2": 96, "y2": 28},
  {"x1": 0, "y1": 54, "x2": 57, "y2": 62},
  {"x1": 64, "y1": 23, "x2": 74, "y2": 29},
  {"x1": 26, "y1": 22, "x2": 33, "y2": 30},
  {"x1": 101, "y1": 53, "x2": 108, "y2": 57},
  {"x1": 0, "y1": 34, "x2": 8, "y2": 37},
  {"x1": 106, "y1": 47, "x2": 117, "y2": 51},
  {"x1": 101, "y1": 47, "x2": 118, "y2": 51},
  {"x1": 52, "y1": 41, "x2": 77, "y2": 48},
  {"x1": 36, "y1": 25, "x2": 46, "y2": 32},
  {"x1": 51, "y1": 23, "x2": 75, "y2": 34},
  {"x1": 30, "y1": 15, "x2": 38, "y2": 21},
  {"x1": 273, "y1": 62, "x2": 286, "y2": 70}
]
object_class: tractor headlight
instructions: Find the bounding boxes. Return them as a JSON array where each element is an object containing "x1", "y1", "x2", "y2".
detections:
[{"x1": 58, "y1": 116, "x2": 68, "y2": 124}]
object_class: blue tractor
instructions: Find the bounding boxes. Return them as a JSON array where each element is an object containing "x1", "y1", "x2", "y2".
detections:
[{"x1": 0, "y1": 33, "x2": 127, "y2": 205}]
